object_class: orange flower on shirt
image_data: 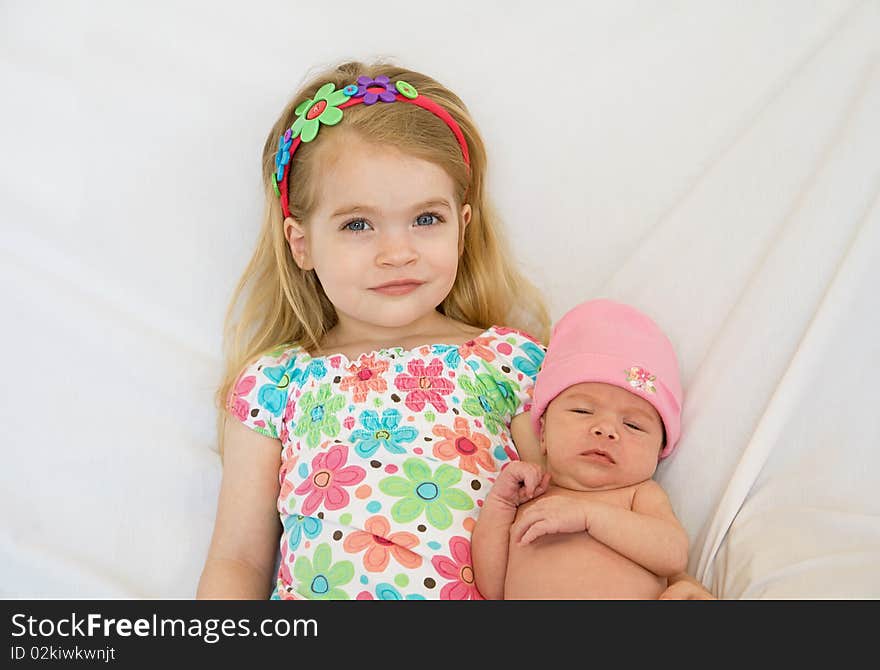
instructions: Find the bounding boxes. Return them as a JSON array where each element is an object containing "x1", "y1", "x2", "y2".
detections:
[
  {"x1": 457, "y1": 337, "x2": 496, "y2": 363},
  {"x1": 338, "y1": 354, "x2": 389, "y2": 403},
  {"x1": 343, "y1": 515, "x2": 422, "y2": 572},
  {"x1": 432, "y1": 416, "x2": 496, "y2": 474}
]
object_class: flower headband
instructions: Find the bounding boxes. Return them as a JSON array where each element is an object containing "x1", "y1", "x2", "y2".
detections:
[{"x1": 273, "y1": 75, "x2": 471, "y2": 218}]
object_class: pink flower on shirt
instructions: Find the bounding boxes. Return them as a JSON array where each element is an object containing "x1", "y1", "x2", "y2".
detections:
[
  {"x1": 394, "y1": 358, "x2": 454, "y2": 413},
  {"x1": 293, "y1": 444, "x2": 366, "y2": 516},
  {"x1": 228, "y1": 375, "x2": 256, "y2": 421},
  {"x1": 280, "y1": 398, "x2": 296, "y2": 444},
  {"x1": 431, "y1": 536, "x2": 483, "y2": 600}
]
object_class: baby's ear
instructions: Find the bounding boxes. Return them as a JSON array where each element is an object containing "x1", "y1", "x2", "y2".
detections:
[{"x1": 284, "y1": 217, "x2": 312, "y2": 270}]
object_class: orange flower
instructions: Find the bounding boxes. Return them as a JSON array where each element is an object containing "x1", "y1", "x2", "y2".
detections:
[
  {"x1": 458, "y1": 337, "x2": 496, "y2": 363},
  {"x1": 343, "y1": 515, "x2": 422, "y2": 572},
  {"x1": 339, "y1": 354, "x2": 389, "y2": 403},
  {"x1": 432, "y1": 416, "x2": 496, "y2": 474}
]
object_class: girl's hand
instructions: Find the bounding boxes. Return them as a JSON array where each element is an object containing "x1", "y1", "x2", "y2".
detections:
[
  {"x1": 488, "y1": 461, "x2": 550, "y2": 509},
  {"x1": 510, "y1": 496, "x2": 589, "y2": 545}
]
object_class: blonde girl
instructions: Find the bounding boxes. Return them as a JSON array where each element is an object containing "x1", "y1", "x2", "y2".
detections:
[{"x1": 197, "y1": 60, "x2": 549, "y2": 600}]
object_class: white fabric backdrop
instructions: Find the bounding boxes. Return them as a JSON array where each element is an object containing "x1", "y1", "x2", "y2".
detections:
[{"x1": 2, "y1": 0, "x2": 878, "y2": 598}]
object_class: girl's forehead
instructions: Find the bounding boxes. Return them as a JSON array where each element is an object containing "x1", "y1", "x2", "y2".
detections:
[{"x1": 313, "y1": 136, "x2": 458, "y2": 212}]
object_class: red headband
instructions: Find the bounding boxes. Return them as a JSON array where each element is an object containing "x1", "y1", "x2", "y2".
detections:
[{"x1": 273, "y1": 76, "x2": 471, "y2": 219}]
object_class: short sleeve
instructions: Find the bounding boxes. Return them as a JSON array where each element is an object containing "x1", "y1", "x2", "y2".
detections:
[
  {"x1": 226, "y1": 346, "x2": 300, "y2": 441},
  {"x1": 488, "y1": 327, "x2": 547, "y2": 418}
]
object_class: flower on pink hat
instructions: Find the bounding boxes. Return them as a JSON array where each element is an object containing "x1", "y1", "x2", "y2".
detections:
[{"x1": 625, "y1": 366, "x2": 657, "y2": 394}]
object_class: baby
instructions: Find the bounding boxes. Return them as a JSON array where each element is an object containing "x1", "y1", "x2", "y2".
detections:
[{"x1": 472, "y1": 299, "x2": 689, "y2": 599}]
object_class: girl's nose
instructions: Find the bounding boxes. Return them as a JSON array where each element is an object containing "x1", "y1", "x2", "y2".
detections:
[{"x1": 376, "y1": 230, "x2": 418, "y2": 267}]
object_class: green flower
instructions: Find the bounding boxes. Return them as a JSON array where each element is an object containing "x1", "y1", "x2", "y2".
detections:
[
  {"x1": 293, "y1": 543, "x2": 353, "y2": 600},
  {"x1": 291, "y1": 82, "x2": 351, "y2": 143},
  {"x1": 253, "y1": 422, "x2": 278, "y2": 440},
  {"x1": 379, "y1": 458, "x2": 473, "y2": 530},
  {"x1": 459, "y1": 363, "x2": 521, "y2": 432},
  {"x1": 294, "y1": 383, "x2": 345, "y2": 448}
]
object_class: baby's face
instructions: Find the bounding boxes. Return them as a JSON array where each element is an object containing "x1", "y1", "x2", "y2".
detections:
[{"x1": 540, "y1": 382, "x2": 664, "y2": 491}]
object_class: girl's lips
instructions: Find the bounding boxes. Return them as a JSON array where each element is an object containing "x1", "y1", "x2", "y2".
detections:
[{"x1": 371, "y1": 282, "x2": 423, "y2": 296}]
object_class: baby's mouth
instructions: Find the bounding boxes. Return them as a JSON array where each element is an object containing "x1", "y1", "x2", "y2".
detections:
[{"x1": 580, "y1": 449, "x2": 615, "y2": 464}]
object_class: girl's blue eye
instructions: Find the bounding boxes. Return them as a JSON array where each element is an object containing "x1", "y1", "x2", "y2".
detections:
[
  {"x1": 415, "y1": 213, "x2": 439, "y2": 226},
  {"x1": 343, "y1": 219, "x2": 371, "y2": 232}
]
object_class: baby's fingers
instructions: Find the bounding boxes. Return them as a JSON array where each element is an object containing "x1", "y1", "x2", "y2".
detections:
[
  {"x1": 518, "y1": 466, "x2": 544, "y2": 500},
  {"x1": 510, "y1": 508, "x2": 543, "y2": 543},
  {"x1": 517, "y1": 520, "x2": 552, "y2": 546},
  {"x1": 532, "y1": 472, "x2": 551, "y2": 498},
  {"x1": 509, "y1": 517, "x2": 530, "y2": 544}
]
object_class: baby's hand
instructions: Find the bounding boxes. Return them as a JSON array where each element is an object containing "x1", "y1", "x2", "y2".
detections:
[
  {"x1": 658, "y1": 575, "x2": 716, "y2": 600},
  {"x1": 510, "y1": 496, "x2": 589, "y2": 545},
  {"x1": 488, "y1": 461, "x2": 550, "y2": 509}
]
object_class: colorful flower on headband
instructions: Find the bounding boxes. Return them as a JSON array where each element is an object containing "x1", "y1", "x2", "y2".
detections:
[
  {"x1": 625, "y1": 366, "x2": 657, "y2": 394},
  {"x1": 291, "y1": 82, "x2": 351, "y2": 143},
  {"x1": 353, "y1": 75, "x2": 397, "y2": 105},
  {"x1": 275, "y1": 128, "x2": 293, "y2": 182},
  {"x1": 395, "y1": 80, "x2": 418, "y2": 99}
]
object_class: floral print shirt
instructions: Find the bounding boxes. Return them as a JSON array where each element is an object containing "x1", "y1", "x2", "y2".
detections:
[{"x1": 229, "y1": 326, "x2": 545, "y2": 600}]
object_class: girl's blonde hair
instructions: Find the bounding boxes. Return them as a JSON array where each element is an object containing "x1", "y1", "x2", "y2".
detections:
[{"x1": 216, "y1": 60, "x2": 550, "y2": 454}]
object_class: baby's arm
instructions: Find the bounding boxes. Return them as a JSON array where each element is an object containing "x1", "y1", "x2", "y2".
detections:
[
  {"x1": 512, "y1": 479, "x2": 688, "y2": 577},
  {"x1": 472, "y1": 461, "x2": 549, "y2": 599},
  {"x1": 197, "y1": 418, "x2": 282, "y2": 599}
]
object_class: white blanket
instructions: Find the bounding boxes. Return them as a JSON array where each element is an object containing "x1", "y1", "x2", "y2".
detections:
[{"x1": 2, "y1": 0, "x2": 878, "y2": 598}]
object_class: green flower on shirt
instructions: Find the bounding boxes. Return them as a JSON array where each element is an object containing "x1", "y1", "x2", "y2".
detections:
[
  {"x1": 379, "y1": 458, "x2": 473, "y2": 530},
  {"x1": 253, "y1": 422, "x2": 279, "y2": 440},
  {"x1": 459, "y1": 363, "x2": 520, "y2": 432},
  {"x1": 293, "y1": 543, "x2": 353, "y2": 600},
  {"x1": 294, "y1": 383, "x2": 345, "y2": 448}
]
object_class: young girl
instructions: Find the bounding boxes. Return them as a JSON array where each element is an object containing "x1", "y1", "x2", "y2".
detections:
[{"x1": 196, "y1": 61, "x2": 551, "y2": 600}]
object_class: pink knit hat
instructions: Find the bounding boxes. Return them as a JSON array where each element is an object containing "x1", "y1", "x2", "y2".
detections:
[{"x1": 530, "y1": 299, "x2": 683, "y2": 458}]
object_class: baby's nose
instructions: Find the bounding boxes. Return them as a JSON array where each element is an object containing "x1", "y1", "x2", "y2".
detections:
[{"x1": 590, "y1": 425, "x2": 619, "y2": 440}]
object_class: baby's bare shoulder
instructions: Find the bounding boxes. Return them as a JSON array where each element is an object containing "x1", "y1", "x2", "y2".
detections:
[{"x1": 631, "y1": 478, "x2": 675, "y2": 512}]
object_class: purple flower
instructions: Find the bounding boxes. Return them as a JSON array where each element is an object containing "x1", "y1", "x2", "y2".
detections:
[{"x1": 354, "y1": 75, "x2": 397, "y2": 105}]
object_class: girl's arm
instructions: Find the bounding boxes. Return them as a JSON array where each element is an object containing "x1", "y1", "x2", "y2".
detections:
[
  {"x1": 511, "y1": 479, "x2": 689, "y2": 577},
  {"x1": 510, "y1": 412, "x2": 543, "y2": 465},
  {"x1": 196, "y1": 418, "x2": 282, "y2": 599}
]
